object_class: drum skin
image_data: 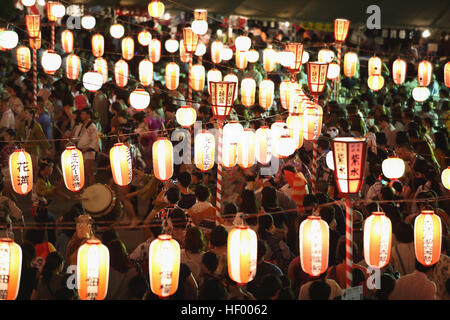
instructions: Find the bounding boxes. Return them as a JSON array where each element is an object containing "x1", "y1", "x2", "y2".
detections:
[{"x1": 81, "y1": 184, "x2": 123, "y2": 225}]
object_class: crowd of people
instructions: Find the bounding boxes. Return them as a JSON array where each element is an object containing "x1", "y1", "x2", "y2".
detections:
[{"x1": 0, "y1": 18, "x2": 449, "y2": 300}]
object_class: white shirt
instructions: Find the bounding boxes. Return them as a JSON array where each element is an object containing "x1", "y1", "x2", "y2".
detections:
[
  {"x1": 72, "y1": 121, "x2": 99, "y2": 152},
  {"x1": 0, "y1": 108, "x2": 15, "y2": 129}
]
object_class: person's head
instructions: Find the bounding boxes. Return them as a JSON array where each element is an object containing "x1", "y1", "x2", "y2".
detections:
[
  {"x1": 178, "y1": 171, "x2": 191, "y2": 189},
  {"x1": 42, "y1": 251, "x2": 64, "y2": 283},
  {"x1": 257, "y1": 214, "x2": 274, "y2": 238},
  {"x1": 320, "y1": 206, "x2": 336, "y2": 230},
  {"x1": 352, "y1": 268, "x2": 366, "y2": 287},
  {"x1": 166, "y1": 187, "x2": 180, "y2": 204},
  {"x1": 375, "y1": 132, "x2": 388, "y2": 147},
  {"x1": 101, "y1": 229, "x2": 120, "y2": 246},
  {"x1": 317, "y1": 137, "x2": 330, "y2": 153},
  {"x1": 209, "y1": 226, "x2": 228, "y2": 248},
  {"x1": 379, "y1": 185, "x2": 394, "y2": 201},
  {"x1": 239, "y1": 189, "x2": 258, "y2": 215},
  {"x1": 395, "y1": 222, "x2": 414, "y2": 243},
  {"x1": 107, "y1": 239, "x2": 130, "y2": 273},
  {"x1": 23, "y1": 107, "x2": 35, "y2": 122},
  {"x1": 80, "y1": 108, "x2": 92, "y2": 122},
  {"x1": 257, "y1": 239, "x2": 267, "y2": 264},
  {"x1": 258, "y1": 274, "x2": 282, "y2": 300},
  {"x1": 25, "y1": 228, "x2": 46, "y2": 245},
  {"x1": 261, "y1": 186, "x2": 278, "y2": 209},
  {"x1": 38, "y1": 158, "x2": 54, "y2": 178},
  {"x1": 59, "y1": 204, "x2": 82, "y2": 237},
  {"x1": 303, "y1": 194, "x2": 318, "y2": 215},
  {"x1": 309, "y1": 279, "x2": 331, "y2": 300},
  {"x1": 375, "y1": 273, "x2": 396, "y2": 300},
  {"x1": 194, "y1": 184, "x2": 210, "y2": 202},
  {"x1": 169, "y1": 208, "x2": 187, "y2": 230},
  {"x1": 192, "y1": 172, "x2": 203, "y2": 185},
  {"x1": 396, "y1": 143, "x2": 415, "y2": 161},
  {"x1": 184, "y1": 227, "x2": 205, "y2": 254},
  {"x1": 128, "y1": 275, "x2": 149, "y2": 300},
  {"x1": 353, "y1": 210, "x2": 364, "y2": 229},
  {"x1": 415, "y1": 258, "x2": 436, "y2": 274},
  {"x1": 199, "y1": 278, "x2": 227, "y2": 300},
  {"x1": 201, "y1": 251, "x2": 219, "y2": 273}
]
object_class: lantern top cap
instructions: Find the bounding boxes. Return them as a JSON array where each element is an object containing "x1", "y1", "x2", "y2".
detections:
[
  {"x1": 113, "y1": 142, "x2": 124, "y2": 147},
  {"x1": 156, "y1": 137, "x2": 169, "y2": 141},
  {"x1": 420, "y1": 210, "x2": 436, "y2": 215},
  {"x1": 308, "y1": 61, "x2": 328, "y2": 65},
  {"x1": 333, "y1": 137, "x2": 366, "y2": 143},
  {"x1": 234, "y1": 226, "x2": 251, "y2": 230},
  {"x1": 371, "y1": 211, "x2": 386, "y2": 216},
  {"x1": 158, "y1": 234, "x2": 173, "y2": 240},
  {"x1": 307, "y1": 215, "x2": 321, "y2": 220},
  {"x1": 335, "y1": 18, "x2": 350, "y2": 22},
  {"x1": 86, "y1": 238, "x2": 102, "y2": 245},
  {"x1": 0, "y1": 238, "x2": 14, "y2": 243}
]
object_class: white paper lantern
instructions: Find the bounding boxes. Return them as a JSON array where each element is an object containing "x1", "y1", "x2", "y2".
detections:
[
  {"x1": 130, "y1": 89, "x2": 150, "y2": 110},
  {"x1": 110, "y1": 24, "x2": 125, "y2": 39},
  {"x1": 194, "y1": 43, "x2": 206, "y2": 56},
  {"x1": 81, "y1": 15, "x2": 96, "y2": 30},
  {"x1": 412, "y1": 86, "x2": 430, "y2": 102},
  {"x1": 235, "y1": 36, "x2": 251, "y2": 51},
  {"x1": 326, "y1": 151, "x2": 334, "y2": 170},
  {"x1": 21, "y1": 0, "x2": 36, "y2": 6},
  {"x1": 51, "y1": 3, "x2": 65, "y2": 19},
  {"x1": 277, "y1": 51, "x2": 295, "y2": 68},
  {"x1": 165, "y1": 39, "x2": 179, "y2": 53},
  {"x1": 302, "y1": 51, "x2": 310, "y2": 64},
  {"x1": 82, "y1": 71, "x2": 103, "y2": 92},
  {"x1": 221, "y1": 47, "x2": 233, "y2": 61},
  {"x1": 318, "y1": 49, "x2": 335, "y2": 63},
  {"x1": 192, "y1": 20, "x2": 208, "y2": 35},
  {"x1": 41, "y1": 50, "x2": 61, "y2": 73},
  {"x1": 246, "y1": 49, "x2": 259, "y2": 63},
  {"x1": 0, "y1": 30, "x2": 18, "y2": 50},
  {"x1": 327, "y1": 62, "x2": 340, "y2": 79}
]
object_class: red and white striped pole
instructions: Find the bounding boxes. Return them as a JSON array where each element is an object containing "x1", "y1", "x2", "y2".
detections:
[
  {"x1": 311, "y1": 95, "x2": 319, "y2": 192},
  {"x1": 334, "y1": 43, "x2": 342, "y2": 101},
  {"x1": 51, "y1": 22, "x2": 55, "y2": 50},
  {"x1": 33, "y1": 46, "x2": 37, "y2": 108},
  {"x1": 216, "y1": 121, "x2": 223, "y2": 225},
  {"x1": 345, "y1": 197, "x2": 353, "y2": 288},
  {"x1": 188, "y1": 55, "x2": 193, "y2": 103}
]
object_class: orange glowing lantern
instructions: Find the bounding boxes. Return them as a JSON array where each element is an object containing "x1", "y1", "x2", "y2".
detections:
[
  {"x1": 176, "y1": 105, "x2": 197, "y2": 128},
  {"x1": 179, "y1": 40, "x2": 190, "y2": 63},
  {"x1": 227, "y1": 226, "x2": 257, "y2": 285},
  {"x1": 9, "y1": 149, "x2": 33, "y2": 195},
  {"x1": 189, "y1": 64, "x2": 205, "y2": 91},
  {"x1": 115, "y1": 59, "x2": 129, "y2": 88},
  {"x1": 46, "y1": 1, "x2": 58, "y2": 22},
  {"x1": 237, "y1": 129, "x2": 256, "y2": 169},
  {"x1": 259, "y1": 79, "x2": 274, "y2": 109},
  {"x1": 414, "y1": 210, "x2": 442, "y2": 266},
  {"x1": 207, "y1": 69, "x2": 222, "y2": 94},
  {"x1": 442, "y1": 167, "x2": 450, "y2": 190},
  {"x1": 223, "y1": 74, "x2": 238, "y2": 102},
  {"x1": 299, "y1": 216, "x2": 329, "y2": 277},
  {"x1": 235, "y1": 50, "x2": 248, "y2": 70},
  {"x1": 16, "y1": 46, "x2": 31, "y2": 73},
  {"x1": 121, "y1": 37, "x2": 135, "y2": 61},
  {"x1": 302, "y1": 103, "x2": 323, "y2": 141},
  {"x1": 211, "y1": 40, "x2": 223, "y2": 64},
  {"x1": 255, "y1": 126, "x2": 272, "y2": 165},
  {"x1": 0, "y1": 238, "x2": 22, "y2": 300},
  {"x1": 153, "y1": 138, "x2": 173, "y2": 181},
  {"x1": 77, "y1": 238, "x2": 109, "y2": 300},
  {"x1": 240, "y1": 78, "x2": 256, "y2": 107},
  {"x1": 182, "y1": 27, "x2": 199, "y2": 54},
  {"x1": 307, "y1": 62, "x2": 329, "y2": 96},
  {"x1": 149, "y1": 235, "x2": 180, "y2": 298},
  {"x1": 110, "y1": 143, "x2": 132, "y2": 186},
  {"x1": 94, "y1": 57, "x2": 108, "y2": 84},
  {"x1": 139, "y1": 59, "x2": 153, "y2": 87},
  {"x1": 222, "y1": 141, "x2": 237, "y2": 169},
  {"x1": 61, "y1": 146, "x2": 84, "y2": 192},
  {"x1": 368, "y1": 56, "x2": 382, "y2": 76},
  {"x1": 285, "y1": 43, "x2": 304, "y2": 73},
  {"x1": 392, "y1": 58, "x2": 407, "y2": 85},
  {"x1": 148, "y1": 0, "x2": 165, "y2": 18},
  {"x1": 25, "y1": 15, "x2": 40, "y2": 38},
  {"x1": 263, "y1": 47, "x2": 277, "y2": 73},
  {"x1": 209, "y1": 81, "x2": 237, "y2": 120},
  {"x1": 343, "y1": 51, "x2": 358, "y2": 78},
  {"x1": 444, "y1": 62, "x2": 450, "y2": 88},
  {"x1": 138, "y1": 30, "x2": 152, "y2": 46},
  {"x1": 91, "y1": 34, "x2": 104, "y2": 58},
  {"x1": 418, "y1": 60, "x2": 433, "y2": 87},
  {"x1": 195, "y1": 131, "x2": 215, "y2": 172},
  {"x1": 287, "y1": 114, "x2": 304, "y2": 150},
  {"x1": 165, "y1": 62, "x2": 180, "y2": 91},
  {"x1": 368, "y1": 75, "x2": 384, "y2": 91},
  {"x1": 334, "y1": 19, "x2": 350, "y2": 43},
  {"x1": 29, "y1": 32, "x2": 41, "y2": 50},
  {"x1": 65, "y1": 54, "x2": 80, "y2": 80},
  {"x1": 364, "y1": 212, "x2": 392, "y2": 269},
  {"x1": 61, "y1": 29, "x2": 73, "y2": 53},
  {"x1": 149, "y1": 39, "x2": 161, "y2": 63}
]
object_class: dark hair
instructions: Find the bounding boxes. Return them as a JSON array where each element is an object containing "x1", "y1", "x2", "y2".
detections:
[
  {"x1": 257, "y1": 214, "x2": 274, "y2": 241},
  {"x1": 25, "y1": 228, "x2": 46, "y2": 245},
  {"x1": 394, "y1": 222, "x2": 414, "y2": 243},
  {"x1": 434, "y1": 131, "x2": 449, "y2": 152},
  {"x1": 194, "y1": 184, "x2": 210, "y2": 202},
  {"x1": 376, "y1": 132, "x2": 387, "y2": 146},
  {"x1": 309, "y1": 279, "x2": 331, "y2": 300},
  {"x1": 257, "y1": 239, "x2": 267, "y2": 261},
  {"x1": 21, "y1": 241, "x2": 36, "y2": 268},
  {"x1": 303, "y1": 194, "x2": 318, "y2": 213},
  {"x1": 166, "y1": 187, "x2": 180, "y2": 204},
  {"x1": 184, "y1": 227, "x2": 205, "y2": 254},
  {"x1": 199, "y1": 278, "x2": 227, "y2": 300},
  {"x1": 223, "y1": 202, "x2": 238, "y2": 216},
  {"x1": 380, "y1": 186, "x2": 394, "y2": 201},
  {"x1": 111, "y1": 102, "x2": 122, "y2": 113},
  {"x1": 101, "y1": 229, "x2": 120, "y2": 246},
  {"x1": 282, "y1": 165, "x2": 296, "y2": 174},
  {"x1": 202, "y1": 251, "x2": 219, "y2": 272},
  {"x1": 320, "y1": 206, "x2": 335, "y2": 225},
  {"x1": 210, "y1": 226, "x2": 228, "y2": 247},
  {"x1": 107, "y1": 239, "x2": 131, "y2": 274},
  {"x1": 239, "y1": 189, "x2": 258, "y2": 214},
  {"x1": 375, "y1": 274, "x2": 396, "y2": 300},
  {"x1": 192, "y1": 171, "x2": 203, "y2": 181},
  {"x1": 257, "y1": 274, "x2": 282, "y2": 299},
  {"x1": 261, "y1": 186, "x2": 278, "y2": 209},
  {"x1": 42, "y1": 251, "x2": 64, "y2": 285},
  {"x1": 352, "y1": 268, "x2": 365, "y2": 287},
  {"x1": 415, "y1": 258, "x2": 436, "y2": 273},
  {"x1": 178, "y1": 172, "x2": 192, "y2": 188},
  {"x1": 169, "y1": 208, "x2": 187, "y2": 229},
  {"x1": 80, "y1": 107, "x2": 93, "y2": 117}
]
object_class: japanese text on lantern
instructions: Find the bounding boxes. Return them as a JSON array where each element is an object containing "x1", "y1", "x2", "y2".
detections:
[
  {"x1": 86, "y1": 245, "x2": 100, "y2": 300},
  {"x1": 0, "y1": 244, "x2": 10, "y2": 300},
  {"x1": 378, "y1": 218, "x2": 390, "y2": 267},
  {"x1": 160, "y1": 244, "x2": 174, "y2": 296},
  {"x1": 349, "y1": 143, "x2": 361, "y2": 178},
  {"x1": 423, "y1": 215, "x2": 434, "y2": 265},
  {"x1": 310, "y1": 220, "x2": 323, "y2": 275},
  {"x1": 335, "y1": 143, "x2": 347, "y2": 178},
  {"x1": 17, "y1": 161, "x2": 29, "y2": 186},
  {"x1": 71, "y1": 152, "x2": 81, "y2": 190}
]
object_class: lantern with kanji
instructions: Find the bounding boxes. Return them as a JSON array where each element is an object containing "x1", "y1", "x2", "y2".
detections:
[
  {"x1": 207, "y1": 69, "x2": 222, "y2": 94},
  {"x1": 364, "y1": 211, "x2": 392, "y2": 269},
  {"x1": 263, "y1": 47, "x2": 276, "y2": 73},
  {"x1": 237, "y1": 129, "x2": 256, "y2": 169},
  {"x1": 91, "y1": 34, "x2": 104, "y2": 58},
  {"x1": 189, "y1": 64, "x2": 205, "y2": 91},
  {"x1": 343, "y1": 51, "x2": 358, "y2": 78},
  {"x1": 318, "y1": 49, "x2": 334, "y2": 63},
  {"x1": 121, "y1": 37, "x2": 134, "y2": 61},
  {"x1": 303, "y1": 103, "x2": 323, "y2": 141},
  {"x1": 285, "y1": 43, "x2": 304, "y2": 73},
  {"x1": 82, "y1": 71, "x2": 103, "y2": 92},
  {"x1": 149, "y1": 39, "x2": 161, "y2": 63},
  {"x1": 77, "y1": 238, "x2": 109, "y2": 300},
  {"x1": 25, "y1": 15, "x2": 40, "y2": 38},
  {"x1": 176, "y1": 105, "x2": 197, "y2": 128},
  {"x1": 0, "y1": 238, "x2": 22, "y2": 300},
  {"x1": 61, "y1": 146, "x2": 84, "y2": 192},
  {"x1": 382, "y1": 157, "x2": 405, "y2": 179},
  {"x1": 41, "y1": 50, "x2": 61, "y2": 75},
  {"x1": 392, "y1": 58, "x2": 407, "y2": 85},
  {"x1": 139, "y1": 59, "x2": 153, "y2": 87},
  {"x1": 445, "y1": 62, "x2": 450, "y2": 88},
  {"x1": 209, "y1": 81, "x2": 237, "y2": 120},
  {"x1": 227, "y1": 226, "x2": 257, "y2": 285},
  {"x1": 61, "y1": 29, "x2": 73, "y2": 53},
  {"x1": 148, "y1": 0, "x2": 165, "y2": 18},
  {"x1": 138, "y1": 30, "x2": 152, "y2": 46},
  {"x1": 195, "y1": 131, "x2": 215, "y2": 172},
  {"x1": 192, "y1": 9, "x2": 208, "y2": 35},
  {"x1": 334, "y1": 18, "x2": 350, "y2": 42},
  {"x1": 66, "y1": 54, "x2": 80, "y2": 80},
  {"x1": 165, "y1": 62, "x2": 180, "y2": 91},
  {"x1": 255, "y1": 126, "x2": 272, "y2": 165},
  {"x1": 110, "y1": 143, "x2": 132, "y2": 186},
  {"x1": 414, "y1": 210, "x2": 442, "y2": 266},
  {"x1": 211, "y1": 40, "x2": 223, "y2": 64},
  {"x1": 287, "y1": 114, "x2": 304, "y2": 150},
  {"x1": 368, "y1": 75, "x2": 384, "y2": 91},
  {"x1": 418, "y1": 60, "x2": 433, "y2": 87},
  {"x1": 330, "y1": 137, "x2": 368, "y2": 196},
  {"x1": 368, "y1": 56, "x2": 382, "y2": 76},
  {"x1": 259, "y1": 79, "x2": 274, "y2": 109},
  {"x1": 182, "y1": 27, "x2": 199, "y2": 54},
  {"x1": 307, "y1": 62, "x2": 329, "y2": 97},
  {"x1": 109, "y1": 24, "x2": 124, "y2": 39},
  {"x1": 442, "y1": 167, "x2": 450, "y2": 190},
  {"x1": 115, "y1": 59, "x2": 129, "y2": 88},
  {"x1": 94, "y1": 58, "x2": 108, "y2": 84},
  {"x1": 16, "y1": 46, "x2": 31, "y2": 73},
  {"x1": 9, "y1": 149, "x2": 33, "y2": 195},
  {"x1": 235, "y1": 36, "x2": 251, "y2": 51},
  {"x1": 241, "y1": 78, "x2": 256, "y2": 107},
  {"x1": 149, "y1": 235, "x2": 180, "y2": 298},
  {"x1": 223, "y1": 74, "x2": 238, "y2": 101},
  {"x1": 235, "y1": 50, "x2": 248, "y2": 70},
  {"x1": 153, "y1": 138, "x2": 173, "y2": 181},
  {"x1": 130, "y1": 89, "x2": 150, "y2": 110},
  {"x1": 299, "y1": 215, "x2": 329, "y2": 277}
]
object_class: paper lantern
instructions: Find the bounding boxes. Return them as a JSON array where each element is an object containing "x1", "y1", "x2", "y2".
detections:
[
  {"x1": 235, "y1": 50, "x2": 248, "y2": 70},
  {"x1": 179, "y1": 40, "x2": 190, "y2": 63},
  {"x1": 41, "y1": 50, "x2": 61, "y2": 75},
  {"x1": 368, "y1": 75, "x2": 384, "y2": 91},
  {"x1": 331, "y1": 137, "x2": 368, "y2": 196},
  {"x1": 343, "y1": 51, "x2": 358, "y2": 78},
  {"x1": 46, "y1": 2, "x2": 58, "y2": 22},
  {"x1": 29, "y1": 32, "x2": 41, "y2": 50},
  {"x1": 223, "y1": 74, "x2": 238, "y2": 102},
  {"x1": 280, "y1": 81, "x2": 304, "y2": 113},
  {"x1": 414, "y1": 210, "x2": 442, "y2": 266},
  {"x1": 50, "y1": 2, "x2": 65, "y2": 20},
  {"x1": 368, "y1": 56, "x2": 382, "y2": 76},
  {"x1": 194, "y1": 43, "x2": 206, "y2": 57},
  {"x1": 115, "y1": 59, "x2": 129, "y2": 88},
  {"x1": 240, "y1": 78, "x2": 256, "y2": 107},
  {"x1": 148, "y1": 0, "x2": 165, "y2": 18},
  {"x1": 139, "y1": 59, "x2": 153, "y2": 87},
  {"x1": 165, "y1": 62, "x2": 179, "y2": 91},
  {"x1": 130, "y1": 89, "x2": 150, "y2": 110},
  {"x1": 25, "y1": 15, "x2": 40, "y2": 38},
  {"x1": 277, "y1": 51, "x2": 295, "y2": 68},
  {"x1": 189, "y1": 64, "x2": 205, "y2": 91},
  {"x1": 392, "y1": 58, "x2": 407, "y2": 85},
  {"x1": 302, "y1": 103, "x2": 323, "y2": 141},
  {"x1": 21, "y1": 0, "x2": 36, "y2": 6},
  {"x1": 82, "y1": 71, "x2": 103, "y2": 92},
  {"x1": 110, "y1": 143, "x2": 132, "y2": 186},
  {"x1": 0, "y1": 30, "x2": 18, "y2": 50},
  {"x1": 110, "y1": 24, "x2": 124, "y2": 39},
  {"x1": 223, "y1": 121, "x2": 244, "y2": 145},
  {"x1": 222, "y1": 140, "x2": 237, "y2": 169},
  {"x1": 255, "y1": 126, "x2": 272, "y2": 165},
  {"x1": 195, "y1": 131, "x2": 215, "y2": 171},
  {"x1": 207, "y1": 69, "x2": 222, "y2": 94},
  {"x1": 221, "y1": 46, "x2": 233, "y2": 61},
  {"x1": 211, "y1": 40, "x2": 223, "y2": 64},
  {"x1": 263, "y1": 47, "x2": 277, "y2": 73},
  {"x1": 327, "y1": 63, "x2": 340, "y2": 79},
  {"x1": 138, "y1": 30, "x2": 152, "y2": 46},
  {"x1": 273, "y1": 135, "x2": 295, "y2": 158},
  {"x1": 382, "y1": 157, "x2": 405, "y2": 179},
  {"x1": 16, "y1": 46, "x2": 31, "y2": 73},
  {"x1": 153, "y1": 138, "x2": 173, "y2": 181},
  {"x1": 227, "y1": 227, "x2": 257, "y2": 285},
  {"x1": 299, "y1": 216, "x2": 329, "y2": 277},
  {"x1": 285, "y1": 43, "x2": 304, "y2": 73},
  {"x1": 81, "y1": 15, "x2": 96, "y2": 30},
  {"x1": 77, "y1": 239, "x2": 109, "y2": 300},
  {"x1": 302, "y1": 51, "x2": 310, "y2": 64},
  {"x1": 246, "y1": 49, "x2": 259, "y2": 63},
  {"x1": 209, "y1": 81, "x2": 237, "y2": 120},
  {"x1": 9, "y1": 149, "x2": 33, "y2": 195},
  {"x1": 364, "y1": 212, "x2": 392, "y2": 269},
  {"x1": 444, "y1": 62, "x2": 450, "y2": 88},
  {"x1": 287, "y1": 114, "x2": 304, "y2": 150},
  {"x1": 65, "y1": 54, "x2": 81, "y2": 80},
  {"x1": 259, "y1": 79, "x2": 274, "y2": 109},
  {"x1": 0, "y1": 238, "x2": 22, "y2": 300},
  {"x1": 149, "y1": 39, "x2": 161, "y2": 63},
  {"x1": 418, "y1": 60, "x2": 433, "y2": 87},
  {"x1": 326, "y1": 151, "x2": 334, "y2": 170},
  {"x1": 182, "y1": 27, "x2": 198, "y2": 54},
  {"x1": 334, "y1": 18, "x2": 350, "y2": 42},
  {"x1": 235, "y1": 36, "x2": 251, "y2": 51},
  {"x1": 121, "y1": 37, "x2": 135, "y2": 61},
  {"x1": 61, "y1": 29, "x2": 73, "y2": 53},
  {"x1": 442, "y1": 167, "x2": 450, "y2": 190},
  {"x1": 318, "y1": 49, "x2": 335, "y2": 63},
  {"x1": 165, "y1": 39, "x2": 179, "y2": 53},
  {"x1": 91, "y1": 34, "x2": 104, "y2": 58},
  {"x1": 149, "y1": 235, "x2": 180, "y2": 298},
  {"x1": 93, "y1": 58, "x2": 108, "y2": 84},
  {"x1": 271, "y1": 121, "x2": 289, "y2": 141},
  {"x1": 192, "y1": 9, "x2": 208, "y2": 35},
  {"x1": 176, "y1": 105, "x2": 197, "y2": 128},
  {"x1": 237, "y1": 129, "x2": 256, "y2": 169},
  {"x1": 61, "y1": 146, "x2": 84, "y2": 192},
  {"x1": 307, "y1": 62, "x2": 329, "y2": 95}
]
